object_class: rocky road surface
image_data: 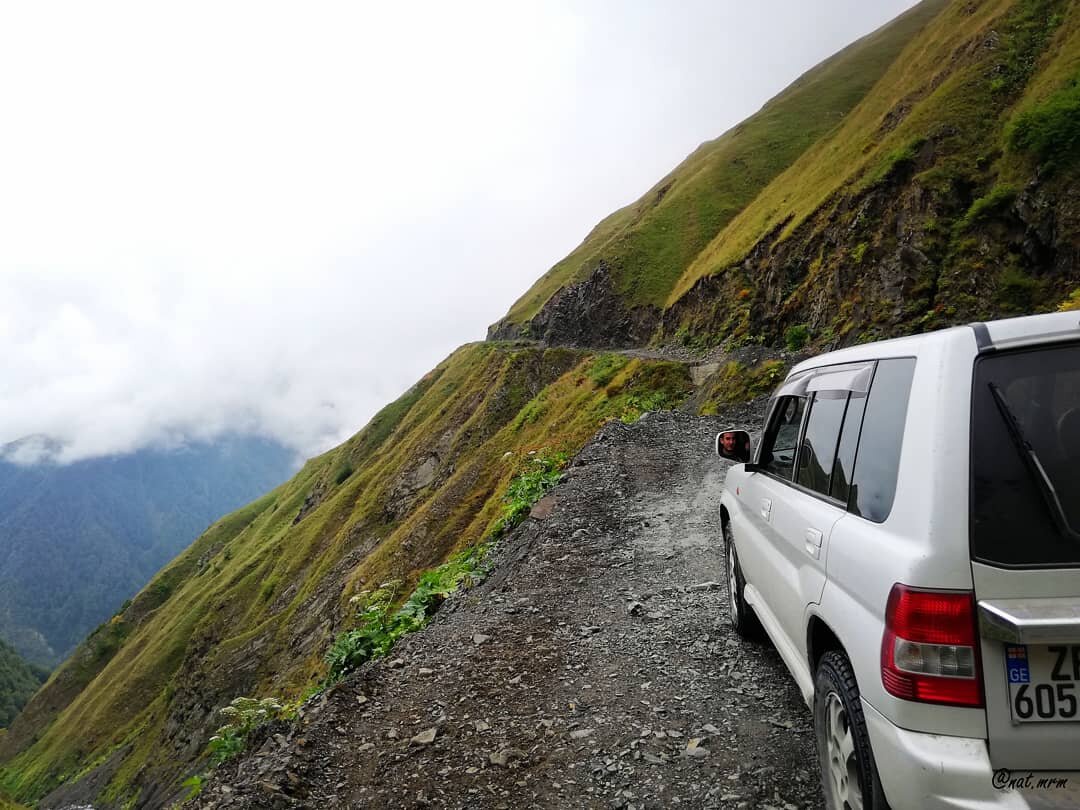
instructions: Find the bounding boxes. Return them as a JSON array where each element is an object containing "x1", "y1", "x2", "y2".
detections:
[{"x1": 195, "y1": 406, "x2": 824, "y2": 809}]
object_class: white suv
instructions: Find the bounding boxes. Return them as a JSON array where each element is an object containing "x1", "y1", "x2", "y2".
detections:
[{"x1": 718, "y1": 312, "x2": 1080, "y2": 809}]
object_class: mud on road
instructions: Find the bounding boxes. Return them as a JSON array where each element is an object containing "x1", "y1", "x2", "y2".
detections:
[{"x1": 196, "y1": 407, "x2": 824, "y2": 809}]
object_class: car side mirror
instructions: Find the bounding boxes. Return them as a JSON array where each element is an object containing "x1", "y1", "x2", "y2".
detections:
[{"x1": 715, "y1": 430, "x2": 751, "y2": 464}]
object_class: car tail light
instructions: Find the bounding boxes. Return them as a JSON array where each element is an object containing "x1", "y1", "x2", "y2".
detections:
[{"x1": 881, "y1": 584, "x2": 983, "y2": 708}]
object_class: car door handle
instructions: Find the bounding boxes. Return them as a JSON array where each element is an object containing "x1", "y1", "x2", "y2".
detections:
[
  {"x1": 760, "y1": 498, "x2": 772, "y2": 521},
  {"x1": 805, "y1": 528, "x2": 823, "y2": 559}
]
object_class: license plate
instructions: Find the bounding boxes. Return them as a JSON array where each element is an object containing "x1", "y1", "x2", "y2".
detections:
[{"x1": 1005, "y1": 644, "x2": 1080, "y2": 723}]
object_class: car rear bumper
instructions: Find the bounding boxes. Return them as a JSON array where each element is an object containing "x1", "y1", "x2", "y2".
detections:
[{"x1": 863, "y1": 699, "x2": 1079, "y2": 809}]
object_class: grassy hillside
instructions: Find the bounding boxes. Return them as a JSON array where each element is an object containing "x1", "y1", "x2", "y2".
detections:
[
  {"x1": 496, "y1": 0, "x2": 1080, "y2": 354},
  {"x1": 662, "y1": 0, "x2": 1080, "y2": 348},
  {"x1": 497, "y1": 0, "x2": 948, "y2": 327},
  {"x1": 0, "y1": 344, "x2": 691, "y2": 807}
]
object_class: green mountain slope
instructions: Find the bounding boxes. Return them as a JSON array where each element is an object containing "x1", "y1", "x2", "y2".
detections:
[
  {"x1": 0, "y1": 344, "x2": 690, "y2": 807},
  {"x1": 0, "y1": 640, "x2": 45, "y2": 729},
  {"x1": 493, "y1": 0, "x2": 1080, "y2": 354},
  {"x1": 0, "y1": 437, "x2": 297, "y2": 666},
  {"x1": 489, "y1": 0, "x2": 949, "y2": 342},
  {"x1": 661, "y1": 0, "x2": 1080, "y2": 348}
]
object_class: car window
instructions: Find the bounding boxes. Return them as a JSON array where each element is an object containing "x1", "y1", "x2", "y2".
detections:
[
  {"x1": 849, "y1": 358, "x2": 916, "y2": 523},
  {"x1": 795, "y1": 391, "x2": 848, "y2": 496},
  {"x1": 830, "y1": 391, "x2": 867, "y2": 505},
  {"x1": 971, "y1": 343, "x2": 1080, "y2": 567},
  {"x1": 759, "y1": 395, "x2": 807, "y2": 480}
]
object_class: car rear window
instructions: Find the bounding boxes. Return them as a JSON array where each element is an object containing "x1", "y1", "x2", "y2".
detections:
[{"x1": 971, "y1": 343, "x2": 1080, "y2": 568}]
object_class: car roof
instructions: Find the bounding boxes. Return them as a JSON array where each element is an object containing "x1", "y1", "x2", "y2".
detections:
[{"x1": 790, "y1": 311, "x2": 1080, "y2": 376}]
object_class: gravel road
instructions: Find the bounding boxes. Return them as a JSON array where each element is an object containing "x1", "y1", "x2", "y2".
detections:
[{"x1": 195, "y1": 406, "x2": 824, "y2": 809}]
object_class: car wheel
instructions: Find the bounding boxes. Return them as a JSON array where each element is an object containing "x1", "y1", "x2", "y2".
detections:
[
  {"x1": 723, "y1": 519, "x2": 761, "y2": 639},
  {"x1": 814, "y1": 650, "x2": 889, "y2": 810}
]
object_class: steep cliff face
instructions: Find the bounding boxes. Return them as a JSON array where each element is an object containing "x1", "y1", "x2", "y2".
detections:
[{"x1": 0, "y1": 345, "x2": 692, "y2": 808}]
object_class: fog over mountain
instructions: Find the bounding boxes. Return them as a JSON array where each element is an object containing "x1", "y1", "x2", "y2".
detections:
[{"x1": 0, "y1": 0, "x2": 916, "y2": 464}]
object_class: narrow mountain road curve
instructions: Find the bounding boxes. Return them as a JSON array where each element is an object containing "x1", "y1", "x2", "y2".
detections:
[{"x1": 196, "y1": 407, "x2": 823, "y2": 810}]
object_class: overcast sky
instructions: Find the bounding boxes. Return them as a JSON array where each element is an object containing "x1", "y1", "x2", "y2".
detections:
[{"x1": 0, "y1": 0, "x2": 917, "y2": 463}]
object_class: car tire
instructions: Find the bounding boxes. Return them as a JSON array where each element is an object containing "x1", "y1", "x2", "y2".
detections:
[
  {"x1": 814, "y1": 650, "x2": 890, "y2": 810},
  {"x1": 723, "y1": 519, "x2": 762, "y2": 639}
]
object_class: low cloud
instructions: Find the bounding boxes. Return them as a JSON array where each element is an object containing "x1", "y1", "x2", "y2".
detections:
[{"x1": 0, "y1": 1, "x2": 917, "y2": 463}]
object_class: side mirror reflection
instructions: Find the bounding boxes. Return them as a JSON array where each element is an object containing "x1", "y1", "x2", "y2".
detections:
[{"x1": 715, "y1": 430, "x2": 751, "y2": 464}]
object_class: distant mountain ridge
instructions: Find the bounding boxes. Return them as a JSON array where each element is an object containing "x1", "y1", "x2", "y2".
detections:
[{"x1": 0, "y1": 435, "x2": 297, "y2": 666}]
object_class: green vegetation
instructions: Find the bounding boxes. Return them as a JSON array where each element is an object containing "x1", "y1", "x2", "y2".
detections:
[
  {"x1": 499, "y1": 0, "x2": 947, "y2": 323},
  {"x1": 960, "y1": 184, "x2": 1018, "y2": 229},
  {"x1": 997, "y1": 264, "x2": 1041, "y2": 312},
  {"x1": 699, "y1": 360, "x2": 788, "y2": 415},
  {"x1": 326, "y1": 448, "x2": 565, "y2": 683},
  {"x1": 784, "y1": 324, "x2": 811, "y2": 351},
  {"x1": 207, "y1": 697, "x2": 290, "y2": 765},
  {"x1": 326, "y1": 542, "x2": 494, "y2": 684},
  {"x1": 0, "y1": 641, "x2": 46, "y2": 729},
  {"x1": 180, "y1": 774, "x2": 205, "y2": 801},
  {"x1": 868, "y1": 137, "x2": 927, "y2": 186},
  {"x1": 587, "y1": 354, "x2": 630, "y2": 387},
  {"x1": 1059, "y1": 288, "x2": 1080, "y2": 311},
  {"x1": 672, "y1": 0, "x2": 1068, "y2": 320},
  {"x1": 1007, "y1": 73, "x2": 1080, "y2": 167}
]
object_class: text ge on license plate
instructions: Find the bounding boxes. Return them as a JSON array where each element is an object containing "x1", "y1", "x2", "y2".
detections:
[{"x1": 1006, "y1": 644, "x2": 1080, "y2": 723}]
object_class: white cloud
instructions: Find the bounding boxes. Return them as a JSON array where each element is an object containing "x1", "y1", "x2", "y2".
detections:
[{"x1": 0, "y1": 0, "x2": 918, "y2": 462}]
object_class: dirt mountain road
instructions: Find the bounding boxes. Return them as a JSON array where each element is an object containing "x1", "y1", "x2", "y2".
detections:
[{"x1": 196, "y1": 407, "x2": 824, "y2": 809}]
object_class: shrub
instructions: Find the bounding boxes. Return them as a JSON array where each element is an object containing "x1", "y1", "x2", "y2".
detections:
[
  {"x1": 870, "y1": 137, "x2": 925, "y2": 185},
  {"x1": 784, "y1": 324, "x2": 810, "y2": 351},
  {"x1": 1007, "y1": 75, "x2": 1080, "y2": 168},
  {"x1": 996, "y1": 266, "x2": 1038, "y2": 312},
  {"x1": 181, "y1": 775, "x2": 205, "y2": 801},
  {"x1": 617, "y1": 391, "x2": 676, "y2": 423},
  {"x1": 959, "y1": 185, "x2": 1018, "y2": 230},
  {"x1": 493, "y1": 450, "x2": 568, "y2": 535},
  {"x1": 207, "y1": 697, "x2": 289, "y2": 764},
  {"x1": 333, "y1": 461, "x2": 354, "y2": 485}
]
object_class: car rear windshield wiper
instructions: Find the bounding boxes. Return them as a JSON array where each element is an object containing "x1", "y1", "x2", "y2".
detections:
[{"x1": 988, "y1": 382, "x2": 1080, "y2": 542}]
